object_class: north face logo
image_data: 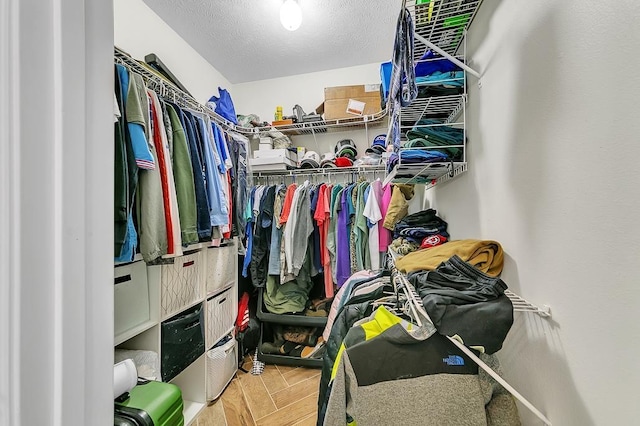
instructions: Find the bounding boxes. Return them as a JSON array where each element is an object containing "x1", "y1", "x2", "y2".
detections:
[{"x1": 443, "y1": 355, "x2": 465, "y2": 366}]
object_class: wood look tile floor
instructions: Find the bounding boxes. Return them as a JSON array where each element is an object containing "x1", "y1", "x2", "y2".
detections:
[{"x1": 195, "y1": 356, "x2": 321, "y2": 426}]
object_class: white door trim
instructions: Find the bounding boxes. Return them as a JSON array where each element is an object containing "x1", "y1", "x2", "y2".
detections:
[
  {"x1": 0, "y1": 0, "x2": 21, "y2": 424},
  {"x1": 1, "y1": 0, "x2": 114, "y2": 424}
]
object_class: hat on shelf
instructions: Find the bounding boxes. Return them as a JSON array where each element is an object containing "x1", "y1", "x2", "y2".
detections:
[
  {"x1": 320, "y1": 152, "x2": 337, "y2": 168},
  {"x1": 300, "y1": 150, "x2": 321, "y2": 168},
  {"x1": 366, "y1": 134, "x2": 387, "y2": 155},
  {"x1": 335, "y1": 156, "x2": 354, "y2": 168},
  {"x1": 334, "y1": 139, "x2": 358, "y2": 160}
]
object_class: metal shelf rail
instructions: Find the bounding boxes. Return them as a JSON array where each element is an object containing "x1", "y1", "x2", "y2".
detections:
[
  {"x1": 386, "y1": 0, "x2": 487, "y2": 186},
  {"x1": 114, "y1": 47, "x2": 257, "y2": 135},
  {"x1": 387, "y1": 248, "x2": 552, "y2": 425},
  {"x1": 253, "y1": 165, "x2": 387, "y2": 185}
]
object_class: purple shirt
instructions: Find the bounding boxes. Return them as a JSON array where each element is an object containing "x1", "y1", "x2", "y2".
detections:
[{"x1": 336, "y1": 186, "x2": 353, "y2": 287}]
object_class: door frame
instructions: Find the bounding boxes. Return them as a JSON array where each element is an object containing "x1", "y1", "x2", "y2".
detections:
[{"x1": 0, "y1": 0, "x2": 114, "y2": 424}]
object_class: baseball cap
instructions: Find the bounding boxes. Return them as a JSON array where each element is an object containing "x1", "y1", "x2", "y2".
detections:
[
  {"x1": 334, "y1": 139, "x2": 358, "y2": 160},
  {"x1": 366, "y1": 134, "x2": 387, "y2": 155},
  {"x1": 335, "y1": 156, "x2": 354, "y2": 168},
  {"x1": 300, "y1": 150, "x2": 320, "y2": 168},
  {"x1": 320, "y1": 152, "x2": 337, "y2": 168}
]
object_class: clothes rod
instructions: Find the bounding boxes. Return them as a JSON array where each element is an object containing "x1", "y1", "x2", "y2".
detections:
[
  {"x1": 114, "y1": 48, "x2": 256, "y2": 136},
  {"x1": 414, "y1": 33, "x2": 481, "y2": 79}
]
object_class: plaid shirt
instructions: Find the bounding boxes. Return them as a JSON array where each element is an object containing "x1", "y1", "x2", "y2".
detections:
[{"x1": 388, "y1": 8, "x2": 418, "y2": 149}]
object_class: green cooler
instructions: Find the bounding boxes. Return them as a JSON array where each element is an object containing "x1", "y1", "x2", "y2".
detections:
[{"x1": 114, "y1": 380, "x2": 184, "y2": 426}]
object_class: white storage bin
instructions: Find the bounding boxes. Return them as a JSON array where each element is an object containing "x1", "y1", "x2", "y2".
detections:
[
  {"x1": 206, "y1": 288, "x2": 235, "y2": 349},
  {"x1": 114, "y1": 261, "x2": 150, "y2": 339},
  {"x1": 206, "y1": 338, "x2": 237, "y2": 401},
  {"x1": 160, "y1": 252, "x2": 202, "y2": 318},
  {"x1": 206, "y1": 244, "x2": 236, "y2": 295}
]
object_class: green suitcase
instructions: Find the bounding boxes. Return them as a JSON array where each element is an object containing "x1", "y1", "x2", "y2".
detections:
[{"x1": 115, "y1": 380, "x2": 184, "y2": 426}]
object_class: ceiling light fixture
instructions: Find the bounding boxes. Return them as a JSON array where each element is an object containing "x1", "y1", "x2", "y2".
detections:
[{"x1": 280, "y1": 0, "x2": 302, "y2": 31}]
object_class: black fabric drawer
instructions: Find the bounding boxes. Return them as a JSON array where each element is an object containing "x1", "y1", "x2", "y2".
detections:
[{"x1": 161, "y1": 303, "x2": 205, "y2": 382}]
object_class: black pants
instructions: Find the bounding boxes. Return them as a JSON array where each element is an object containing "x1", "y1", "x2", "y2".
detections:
[{"x1": 408, "y1": 255, "x2": 513, "y2": 354}]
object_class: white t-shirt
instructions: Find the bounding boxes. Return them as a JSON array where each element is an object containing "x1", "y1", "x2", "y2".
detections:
[{"x1": 363, "y1": 180, "x2": 383, "y2": 270}]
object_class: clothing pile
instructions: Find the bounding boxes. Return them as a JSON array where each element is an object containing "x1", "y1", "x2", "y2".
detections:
[
  {"x1": 415, "y1": 50, "x2": 465, "y2": 98},
  {"x1": 113, "y1": 64, "x2": 249, "y2": 263},
  {"x1": 317, "y1": 258, "x2": 520, "y2": 425},
  {"x1": 389, "y1": 208, "x2": 449, "y2": 255}
]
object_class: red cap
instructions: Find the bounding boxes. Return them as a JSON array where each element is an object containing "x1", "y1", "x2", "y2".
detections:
[{"x1": 335, "y1": 156, "x2": 353, "y2": 167}]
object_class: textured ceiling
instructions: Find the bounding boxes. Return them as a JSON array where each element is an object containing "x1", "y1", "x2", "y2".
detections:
[{"x1": 143, "y1": 0, "x2": 401, "y2": 83}]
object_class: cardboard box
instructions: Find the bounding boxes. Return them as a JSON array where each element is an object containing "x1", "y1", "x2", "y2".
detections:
[
  {"x1": 324, "y1": 98, "x2": 382, "y2": 120},
  {"x1": 324, "y1": 84, "x2": 381, "y2": 100},
  {"x1": 271, "y1": 119, "x2": 294, "y2": 126},
  {"x1": 323, "y1": 84, "x2": 382, "y2": 120}
]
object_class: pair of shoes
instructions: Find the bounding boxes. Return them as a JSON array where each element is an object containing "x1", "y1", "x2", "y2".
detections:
[
  {"x1": 300, "y1": 337, "x2": 325, "y2": 359},
  {"x1": 282, "y1": 326, "x2": 318, "y2": 346},
  {"x1": 304, "y1": 308, "x2": 328, "y2": 318},
  {"x1": 260, "y1": 340, "x2": 298, "y2": 355}
]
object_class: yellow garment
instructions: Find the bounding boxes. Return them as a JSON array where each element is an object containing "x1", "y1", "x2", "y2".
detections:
[
  {"x1": 330, "y1": 306, "x2": 408, "y2": 381},
  {"x1": 395, "y1": 239, "x2": 504, "y2": 277},
  {"x1": 382, "y1": 184, "x2": 414, "y2": 231}
]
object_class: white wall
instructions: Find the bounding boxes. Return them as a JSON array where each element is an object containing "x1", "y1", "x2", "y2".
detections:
[
  {"x1": 234, "y1": 63, "x2": 385, "y2": 156},
  {"x1": 114, "y1": 0, "x2": 233, "y2": 104},
  {"x1": 427, "y1": 0, "x2": 640, "y2": 424}
]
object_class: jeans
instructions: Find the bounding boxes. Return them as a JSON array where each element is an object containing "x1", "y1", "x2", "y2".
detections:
[{"x1": 408, "y1": 255, "x2": 513, "y2": 354}]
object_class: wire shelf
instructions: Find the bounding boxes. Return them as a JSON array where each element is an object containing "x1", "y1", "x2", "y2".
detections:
[
  {"x1": 505, "y1": 291, "x2": 551, "y2": 317},
  {"x1": 400, "y1": 94, "x2": 465, "y2": 124},
  {"x1": 406, "y1": 0, "x2": 484, "y2": 58},
  {"x1": 387, "y1": 249, "x2": 551, "y2": 319},
  {"x1": 386, "y1": 161, "x2": 466, "y2": 187},
  {"x1": 114, "y1": 47, "x2": 257, "y2": 135},
  {"x1": 253, "y1": 110, "x2": 388, "y2": 136}
]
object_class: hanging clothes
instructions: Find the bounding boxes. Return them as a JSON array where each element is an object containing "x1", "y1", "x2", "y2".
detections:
[
  {"x1": 323, "y1": 306, "x2": 520, "y2": 426},
  {"x1": 164, "y1": 103, "x2": 199, "y2": 245},
  {"x1": 170, "y1": 105, "x2": 211, "y2": 242},
  {"x1": 148, "y1": 90, "x2": 183, "y2": 257}
]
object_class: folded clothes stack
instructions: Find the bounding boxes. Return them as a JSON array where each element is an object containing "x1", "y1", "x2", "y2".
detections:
[
  {"x1": 387, "y1": 149, "x2": 450, "y2": 172},
  {"x1": 405, "y1": 119, "x2": 464, "y2": 160},
  {"x1": 390, "y1": 209, "x2": 449, "y2": 255}
]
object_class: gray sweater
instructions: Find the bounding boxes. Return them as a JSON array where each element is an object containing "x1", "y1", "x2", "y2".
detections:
[{"x1": 324, "y1": 323, "x2": 521, "y2": 426}]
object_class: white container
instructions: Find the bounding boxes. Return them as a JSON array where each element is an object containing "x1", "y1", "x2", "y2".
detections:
[
  {"x1": 206, "y1": 338, "x2": 237, "y2": 401},
  {"x1": 206, "y1": 288, "x2": 235, "y2": 349},
  {"x1": 160, "y1": 252, "x2": 203, "y2": 319},
  {"x1": 206, "y1": 244, "x2": 236, "y2": 296},
  {"x1": 249, "y1": 156, "x2": 297, "y2": 171},
  {"x1": 259, "y1": 137, "x2": 273, "y2": 151},
  {"x1": 114, "y1": 261, "x2": 150, "y2": 339},
  {"x1": 253, "y1": 148, "x2": 297, "y2": 162}
]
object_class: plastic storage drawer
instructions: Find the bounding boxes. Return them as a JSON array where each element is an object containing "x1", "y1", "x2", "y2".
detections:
[
  {"x1": 160, "y1": 303, "x2": 205, "y2": 382},
  {"x1": 114, "y1": 261, "x2": 150, "y2": 339},
  {"x1": 206, "y1": 337, "x2": 237, "y2": 401},
  {"x1": 205, "y1": 243, "x2": 236, "y2": 296},
  {"x1": 115, "y1": 380, "x2": 184, "y2": 426},
  {"x1": 160, "y1": 252, "x2": 202, "y2": 318},
  {"x1": 206, "y1": 288, "x2": 235, "y2": 349}
]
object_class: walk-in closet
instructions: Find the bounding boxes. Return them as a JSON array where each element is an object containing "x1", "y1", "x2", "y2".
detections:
[{"x1": 3, "y1": 0, "x2": 640, "y2": 425}]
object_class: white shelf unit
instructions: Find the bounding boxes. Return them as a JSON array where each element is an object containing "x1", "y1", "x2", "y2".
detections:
[
  {"x1": 386, "y1": 0, "x2": 485, "y2": 187},
  {"x1": 114, "y1": 239, "x2": 239, "y2": 426}
]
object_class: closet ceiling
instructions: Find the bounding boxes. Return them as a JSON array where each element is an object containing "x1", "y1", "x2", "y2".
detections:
[{"x1": 143, "y1": 0, "x2": 401, "y2": 83}]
